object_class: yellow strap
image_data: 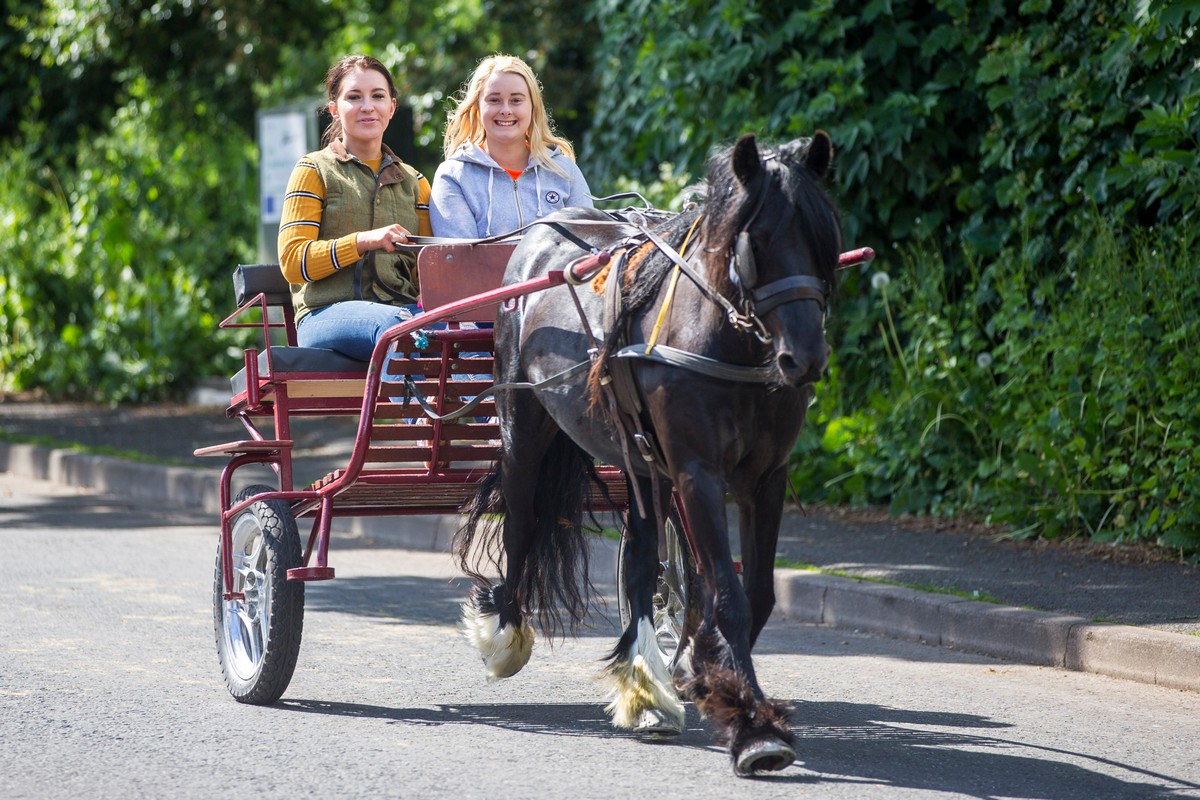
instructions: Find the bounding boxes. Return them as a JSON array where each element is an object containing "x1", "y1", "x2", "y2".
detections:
[{"x1": 646, "y1": 216, "x2": 702, "y2": 353}]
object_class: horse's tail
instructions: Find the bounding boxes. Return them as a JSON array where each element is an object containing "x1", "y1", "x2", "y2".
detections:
[
  {"x1": 454, "y1": 430, "x2": 598, "y2": 639},
  {"x1": 453, "y1": 463, "x2": 507, "y2": 580}
]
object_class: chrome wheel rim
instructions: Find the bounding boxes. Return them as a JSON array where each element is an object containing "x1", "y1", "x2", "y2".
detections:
[
  {"x1": 221, "y1": 513, "x2": 270, "y2": 681},
  {"x1": 651, "y1": 521, "x2": 689, "y2": 668}
]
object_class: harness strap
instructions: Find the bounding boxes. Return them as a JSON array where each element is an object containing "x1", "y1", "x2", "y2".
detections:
[
  {"x1": 639, "y1": 224, "x2": 742, "y2": 323},
  {"x1": 611, "y1": 343, "x2": 775, "y2": 383},
  {"x1": 398, "y1": 215, "x2": 649, "y2": 250},
  {"x1": 645, "y1": 215, "x2": 702, "y2": 353},
  {"x1": 752, "y1": 275, "x2": 828, "y2": 315},
  {"x1": 402, "y1": 361, "x2": 592, "y2": 422}
]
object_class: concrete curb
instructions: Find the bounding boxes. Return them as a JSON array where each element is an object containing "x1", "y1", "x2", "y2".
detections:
[
  {"x1": 0, "y1": 440, "x2": 462, "y2": 548},
  {"x1": 775, "y1": 570, "x2": 1200, "y2": 693},
  {"x1": 0, "y1": 441, "x2": 229, "y2": 511},
  {"x1": 4, "y1": 439, "x2": 1198, "y2": 693}
]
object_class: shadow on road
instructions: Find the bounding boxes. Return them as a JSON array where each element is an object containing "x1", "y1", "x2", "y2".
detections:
[
  {"x1": 273, "y1": 696, "x2": 1199, "y2": 797},
  {"x1": 304, "y1": 574, "x2": 625, "y2": 638},
  {"x1": 0, "y1": 492, "x2": 211, "y2": 529},
  {"x1": 784, "y1": 698, "x2": 1199, "y2": 798}
]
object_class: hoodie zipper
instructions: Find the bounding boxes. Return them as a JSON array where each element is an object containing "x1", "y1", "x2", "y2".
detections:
[{"x1": 510, "y1": 173, "x2": 524, "y2": 230}]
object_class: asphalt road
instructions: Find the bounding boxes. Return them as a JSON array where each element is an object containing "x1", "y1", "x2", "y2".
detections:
[{"x1": 4, "y1": 473, "x2": 1200, "y2": 799}]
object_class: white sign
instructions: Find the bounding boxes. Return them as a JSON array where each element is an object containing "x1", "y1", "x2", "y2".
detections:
[{"x1": 259, "y1": 110, "x2": 312, "y2": 225}]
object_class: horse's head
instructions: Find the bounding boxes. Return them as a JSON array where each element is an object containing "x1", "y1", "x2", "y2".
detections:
[{"x1": 703, "y1": 132, "x2": 842, "y2": 387}]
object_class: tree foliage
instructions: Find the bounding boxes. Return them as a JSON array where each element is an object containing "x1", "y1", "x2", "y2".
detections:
[
  {"x1": 0, "y1": 0, "x2": 597, "y2": 400},
  {"x1": 587, "y1": 0, "x2": 1199, "y2": 256},
  {"x1": 2, "y1": 0, "x2": 1198, "y2": 551}
]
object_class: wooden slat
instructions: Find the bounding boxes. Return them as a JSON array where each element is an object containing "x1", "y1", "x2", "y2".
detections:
[{"x1": 284, "y1": 378, "x2": 367, "y2": 398}]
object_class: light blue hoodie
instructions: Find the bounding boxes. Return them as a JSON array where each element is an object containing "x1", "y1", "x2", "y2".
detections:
[{"x1": 429, "y1": 142, "x2": 594, "y2": 239}]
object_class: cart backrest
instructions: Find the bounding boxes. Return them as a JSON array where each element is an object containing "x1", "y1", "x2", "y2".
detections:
[
  {"x1": 415, "y1": 243, "x2": 514, "y2": 322},
  {"x1": 233, "y1": 263, "x2": 291, "y2": 307}
]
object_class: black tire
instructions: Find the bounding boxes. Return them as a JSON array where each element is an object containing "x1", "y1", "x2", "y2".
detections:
[
  {"x1": 617, "y1": 506, "x2": 696, "y2": 672},
  {"x1": 213, "y1": 485, "x2": 304, "y2": 705}
]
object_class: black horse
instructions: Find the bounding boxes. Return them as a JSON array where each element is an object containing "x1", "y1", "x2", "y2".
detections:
[{"x1": 454, "y1": 132, "x2": 842, "y2": 776}]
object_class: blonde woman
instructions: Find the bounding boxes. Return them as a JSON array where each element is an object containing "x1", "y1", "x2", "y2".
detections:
[{"x1": 430, "y1": 54, "x2": 593, "y2": 239}]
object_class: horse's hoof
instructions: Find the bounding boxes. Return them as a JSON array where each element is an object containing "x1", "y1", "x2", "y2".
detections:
[
  {"x1": 734, "y1": 737, "x2": 796, "y2": 777},
  {"x1": 634, "y1": 708, "x2": 682, "y2": 740}
]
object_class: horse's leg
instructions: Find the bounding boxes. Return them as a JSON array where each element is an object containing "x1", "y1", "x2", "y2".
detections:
[
  {"x1": 737, "y1": 466, "x2": 787, "y2": 650},
  {"x1": 458, "y1": 397, "x2": 558, "y2": 680},
  {"x1": 677, "y1": 466, "x2": 795, "y2": 776},
  {"x1": 602, "y1": 475, "x2": 685, "y2": 737}
]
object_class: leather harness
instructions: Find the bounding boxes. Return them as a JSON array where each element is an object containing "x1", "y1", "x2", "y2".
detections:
[{"x1": 411, "y1": 182, "x2": 834, "y2": 532}]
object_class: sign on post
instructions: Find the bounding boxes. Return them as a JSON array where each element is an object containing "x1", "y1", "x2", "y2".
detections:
[{"x1": 257, "y1": 102, "x2": 319, "y2": 263}]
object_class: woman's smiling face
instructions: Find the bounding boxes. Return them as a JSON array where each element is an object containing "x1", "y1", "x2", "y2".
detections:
[
  {"x1": 478, "y1": 70, "x2": 531, "y2": 147},
  {"x1": 331, "y1": 66, "x2": 395, "y2": 148}
]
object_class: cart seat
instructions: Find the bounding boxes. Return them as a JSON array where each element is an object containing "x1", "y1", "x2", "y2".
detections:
[
  {"x1": 230, "y1": 348, "x2": 367, "y2": 396},
  {"x1": 228, "y1": 263, "x2": 370, "y2": 395}
]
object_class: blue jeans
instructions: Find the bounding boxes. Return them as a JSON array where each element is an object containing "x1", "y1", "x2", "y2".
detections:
[
  {"x1": 297, "y1": 300, "x2": 419, "y2": 361},
  {"x1": 298, "y1": 301, "x2": 487, "y2": 421}
]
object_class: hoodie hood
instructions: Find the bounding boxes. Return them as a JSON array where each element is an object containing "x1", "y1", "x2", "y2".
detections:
[{"x1": 429, "y1": 142, "x2": 593, "y2": 239}]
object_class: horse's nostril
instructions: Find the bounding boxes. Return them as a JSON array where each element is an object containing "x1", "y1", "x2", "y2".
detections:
[
  {"x1": 777, "y1": 354, "x2": 807, "y2": 381},
  {"x1": 778, "y1": 350, "x2": 828, "y2": 386}
]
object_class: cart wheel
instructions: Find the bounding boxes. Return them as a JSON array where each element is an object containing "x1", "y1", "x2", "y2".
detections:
[
  {"x1": 617, "y1": 507, "x2": 695, "y2": 673},
  {"x1": 213, "y1": 485, "x2": 304, "y2": 705}
]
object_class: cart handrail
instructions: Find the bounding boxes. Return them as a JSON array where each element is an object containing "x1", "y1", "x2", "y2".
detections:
[{"x1": 328, "y1": 268, "x2": 569, "y2": 495}]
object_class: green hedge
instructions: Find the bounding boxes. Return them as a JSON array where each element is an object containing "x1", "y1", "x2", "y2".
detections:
[
  {"x1": 2, "y1": 1, "x2": 1197, "y2": 551},
  {"x1": 794, "y1": 214, "x2": 1200, "y2": 552},
  {"x1": 587, "y1": 1, "x2": 1199, "y2": 258}
]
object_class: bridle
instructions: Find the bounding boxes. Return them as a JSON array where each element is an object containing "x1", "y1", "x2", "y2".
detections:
[{"x1": 724, "y1": 157, "x2": 831, "y2": 343}]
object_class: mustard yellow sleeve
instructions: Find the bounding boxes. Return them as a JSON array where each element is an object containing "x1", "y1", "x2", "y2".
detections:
[
  {"x1": 415, "y1": 172, "x2": 433, "y2": 237},
  {"x1": 277, "y1": 157, "x2": 361, "y2": 284}
]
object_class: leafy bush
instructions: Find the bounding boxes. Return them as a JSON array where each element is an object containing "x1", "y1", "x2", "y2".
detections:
[
  {"x1": 796, "y1": 213, "x2": 1200, "y2": 553},
  {"x1": 0, "y1": 90, "x2": 257, "y2": 401}
]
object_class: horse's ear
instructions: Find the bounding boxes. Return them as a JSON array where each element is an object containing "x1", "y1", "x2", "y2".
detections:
[
  {"x1": 805, "y1": 130, "x2": 833, "y2": 179},
  {"x1": 732, "y1": 133, "x2": 761, "y2": 186}
]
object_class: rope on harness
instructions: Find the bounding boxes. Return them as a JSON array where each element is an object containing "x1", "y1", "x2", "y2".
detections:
[{"x1": 401, "y1": 360, "x2": 593, "y2": 422}]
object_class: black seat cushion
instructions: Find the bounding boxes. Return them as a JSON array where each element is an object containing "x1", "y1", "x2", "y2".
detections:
[{"x1": 230, "y1": 347, "x2": 368, "y2": 395}]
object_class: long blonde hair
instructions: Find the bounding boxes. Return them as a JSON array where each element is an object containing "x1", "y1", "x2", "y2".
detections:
[{"x1": 442, "y1": 54, "x2": 575, "y2": 174}]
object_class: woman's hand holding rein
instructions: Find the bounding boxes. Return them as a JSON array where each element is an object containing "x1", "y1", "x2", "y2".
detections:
[{"x1": 356, "y1": 223, "x2": 412, "y2": 254}]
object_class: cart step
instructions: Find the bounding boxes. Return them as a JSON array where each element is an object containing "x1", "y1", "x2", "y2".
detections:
[
  {"x1": 193, "y1": 439, "x2": 293, "y2": 457},
  {"x1": 287, "y1": 566, "x2": 335, "y2": 581}
]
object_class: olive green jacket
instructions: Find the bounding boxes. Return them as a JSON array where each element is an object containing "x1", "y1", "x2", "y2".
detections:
[{"x1": 291, "y1": 141, "x2": 425, "y2": 321}]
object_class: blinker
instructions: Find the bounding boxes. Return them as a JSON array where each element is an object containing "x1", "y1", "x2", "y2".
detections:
[{"x1": 733, "y1": 231, "x2": 757, "y2": 288}]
